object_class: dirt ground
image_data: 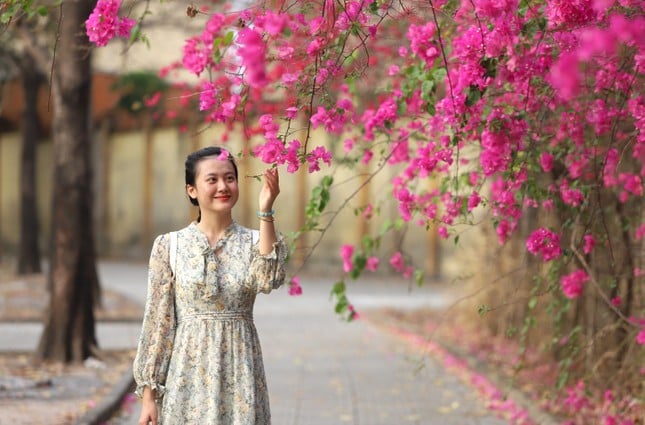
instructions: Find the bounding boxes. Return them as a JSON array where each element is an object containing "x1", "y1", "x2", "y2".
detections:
[{"x1": 0, "y1": 271, "x2": 142, "y2": 425}]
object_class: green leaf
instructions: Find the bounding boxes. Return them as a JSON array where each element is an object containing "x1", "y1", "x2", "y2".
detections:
[
  {"x1": 224, "y1": 30, "x2": 234, "y2": 44},
  {"x1": 480, "y1": 57, "x2": 498, "y2": 79},
  {"x1": 350, "y1": 255, "x2": 367, "y2": 279},
  {"x1": 432, "y1": 68, "x2": 447, "y2": 82},
  {"x1": 477, "y1": 304, "x2": 492, "y2": 317},
  {"x1": 331, "y1": 280, "x2": 346, "y2": 296},
  {"x1": 465, "y1": 85, "x2": 483, "y2": 106},
  {"x1": 415, "y1": 269, "x2": 424, "y2": 287},
  {"x1": 361, "y1": 235, "x2": 374, "y2": 252},
  {"x1": 421, "y1": 79, "x2": 435, "y2": 97},
  {"x1": 528, "y1": 296, "x2": 537, "y2": 310},
  {"x1": 335, "y1": 295, "x2": 349, "y2": 313}
]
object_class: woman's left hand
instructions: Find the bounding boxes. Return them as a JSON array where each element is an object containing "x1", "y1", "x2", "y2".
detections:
[{"x1": 258, "y1": 167, "x2": 280, "y2": 213}]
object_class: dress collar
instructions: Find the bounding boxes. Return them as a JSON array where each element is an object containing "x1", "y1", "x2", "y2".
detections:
[{"x1": 189, "y1": 221, "x2": 238, "y2": 250}]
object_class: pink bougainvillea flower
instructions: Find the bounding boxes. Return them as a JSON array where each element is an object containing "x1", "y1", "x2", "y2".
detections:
[
  {"x1": 236, "y1": 28, "x2": 267, "y2": 88},
  {"x1": 86, "y1": 0, "x2": 135, "y2": 47},
  {"x1": 387, "y1": 65, "x2": 400, "y2": 76},
  {"x1": 560, "y1": 269, "x2": 589, "y2": 299},
  {"x1": 288, "y1": 276, "x2": 303, "y2": 296},
  {"x1": 306, "y1": 146, "x2": 332, "y2": 173},
  {"x1": 340, "y1": 244, "x2": 354, "y2": 273},
  {"x1": 361, "y1": 149, "x2": 373, "y2": 164},
  {"x1": 285, "y1": 106, "x2": 298, "y2": 119},
  {"x1": 549, "y1": 53, "x2": 580, "y2": 101},
  {"x1": 216, "y1": 150, "x2": 230, "y2": 161},
  {"x1": 611, "y1": 296, "x2": 622, "y2": 307},
  {"x1": 559, "y1": 180, "x2": 585, "y2": 207},
  {"x1": 467, "y1": 191, "x2": 481, "y2": 211},
  {"x1": 539, "y1": 152, "x2": 554, "y2": 172},
  {"x1": 283, "y1": 140, "x2": 301, "y2": 174},
  {"x1": 526, "y1": 227, "x2": 562, "y2": 261},
  {"x1": 348, "y1": 304, "x2": 360, "y2": 320},
  {"x1": 144, "y1": 92, "x2": 162, "y2": 108},
  {"x1": 583, "y1": 234, "x2": 596, "y2": 254},
  {"x1": 407, "y1": 22, "x2": 439, "y2": 66},
  {"x1": 635, "y1": 224, "x2": 645, "y2": 240},
  {"x1": 636, "y1": 328, "x2": 645, "y2": 345},
  {"x1": 389, "y1": 251, "x2": 405, "y2": 272},
  {"x1": 281, "y1": 72, "x2": 300, "y2": 85},
  {"x1": 366, "y1": 256, "x2": 380, "y2": 272}
]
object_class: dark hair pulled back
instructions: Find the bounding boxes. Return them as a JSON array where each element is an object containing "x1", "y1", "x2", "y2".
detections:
[{"x1": 185, "y1": 147, "x2": 238, "y2": 221}]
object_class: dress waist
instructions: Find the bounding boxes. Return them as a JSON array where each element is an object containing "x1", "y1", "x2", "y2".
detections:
[{"x1": 178, "y1": 311, "x2": 253, "y2": 324}]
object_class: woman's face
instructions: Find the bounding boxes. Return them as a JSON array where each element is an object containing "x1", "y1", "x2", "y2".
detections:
[{"x1": 187, "y1": 156, "x2": 239, "y2": 215}]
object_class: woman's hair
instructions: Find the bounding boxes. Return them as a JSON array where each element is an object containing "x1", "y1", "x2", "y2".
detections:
[{"x1": 185, "y1": 146, "x2": 238, "y2": 208}]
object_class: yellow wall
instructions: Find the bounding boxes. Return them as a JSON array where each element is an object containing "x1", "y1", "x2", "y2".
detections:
[{"x1": 0, "y1": 125, "x2": 446, "y2": 275}]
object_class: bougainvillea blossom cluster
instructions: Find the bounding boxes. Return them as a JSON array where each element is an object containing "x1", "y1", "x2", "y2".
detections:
[{"x1": 85, "y1": 0, "x2": 135, "y2": 47}]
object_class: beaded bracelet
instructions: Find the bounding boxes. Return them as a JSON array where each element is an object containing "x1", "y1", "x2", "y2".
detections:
[{"x1": 257, "y1": 209, "x2": 275, "y2": 218}]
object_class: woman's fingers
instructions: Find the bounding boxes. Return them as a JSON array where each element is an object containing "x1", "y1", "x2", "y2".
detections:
[{"x1": 264, "y1": 168, "x2": 280, "y2": 194}]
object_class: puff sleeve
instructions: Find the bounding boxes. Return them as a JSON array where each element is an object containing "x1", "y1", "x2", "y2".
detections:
[
  {"x1": 250, "y1": 233, "x2": 288, "y2": 294},
  {"x1": 133, "y1": 233, "x2": 176, "y2": 399}
]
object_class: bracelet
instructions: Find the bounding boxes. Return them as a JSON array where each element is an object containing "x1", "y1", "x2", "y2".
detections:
[
  {"x1": 257, "y1": 209, "x2": 275, "y2": 218},
  {"x1": 258, "y1": 216, "x2": 274, "y2": 222}
]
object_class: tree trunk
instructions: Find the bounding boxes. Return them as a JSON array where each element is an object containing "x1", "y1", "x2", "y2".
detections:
[
  {"x1": 36, "y1": 0, "x2": 100, "y2": 363},
  {"x1": 17, "y1": 53, "x2": 42, "y2": 275}
]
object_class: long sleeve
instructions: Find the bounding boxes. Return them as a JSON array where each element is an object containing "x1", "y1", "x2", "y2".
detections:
[
  {"x1": 133, "y1": 233, "x2": 176, "y2": 399},
  {"x1": 250, "y1": 233, "x2": 288, "y2": 294}
]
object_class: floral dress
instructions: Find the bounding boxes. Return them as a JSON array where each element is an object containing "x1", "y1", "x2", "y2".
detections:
[{"x1": 133, "y1": 221, "x2": 287, "y2": 425}]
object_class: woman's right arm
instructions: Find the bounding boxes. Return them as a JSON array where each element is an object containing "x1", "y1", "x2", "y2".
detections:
[{"x1": 132, "y1": 234, "x2": 176, "y2": 413}]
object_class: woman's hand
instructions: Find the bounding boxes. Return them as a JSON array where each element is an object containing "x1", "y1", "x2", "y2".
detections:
[
  {"x1": 138, "y1": 388, "x2": 158, "y2": 425},
  {"x1": 258, "y1": 167, "x2": 280, "y2": 213}
]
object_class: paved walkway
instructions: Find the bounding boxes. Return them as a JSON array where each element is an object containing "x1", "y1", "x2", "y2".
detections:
[{"x1": 1, "y1": 262, "x2": 511, "y2": 424}]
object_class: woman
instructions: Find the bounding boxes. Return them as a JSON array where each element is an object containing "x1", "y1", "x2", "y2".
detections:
[{"x1": 134, "y1": 146, "x2": 287, "y2": 425}]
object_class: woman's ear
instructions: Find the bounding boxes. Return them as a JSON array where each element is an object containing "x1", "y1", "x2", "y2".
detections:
[{"x1": 186, "y1": 184, "x2": 197, "y2": 201}]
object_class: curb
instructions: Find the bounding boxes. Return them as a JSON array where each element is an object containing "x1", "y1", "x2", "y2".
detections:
[{"x1": 74, "y1": 366, "x2": 135, "y2": 425}]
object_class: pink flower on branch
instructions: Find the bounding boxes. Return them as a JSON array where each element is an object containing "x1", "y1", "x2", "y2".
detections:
[
  {"x1": 340, "y1": 244, "x2": 354, "y2": 273},
  {"x1": 365, "y1": 256, "x2": 380, "y2": 272},
  {"x1": 549, "y1": 53, "x2": 580, "y2": 101},
  {"x1": 389, "y1": 251, "x2": 406, "y2": 272},
  {"x1": 583, "y1": 234, "x2": 595, "y2": 254},
  {"x1": 637, "y1": 327, "x2": 645, "y2": 345},
  {"x1": 539, "y1": 152, "x2": 554, "y2": 172},
  {"x1": 407, "y1": 22, "x2": 439, "y2": 66},
  {"x1": 560, "y1": 269, "x2": 589, "y2": 299},
  {"x1": 526, "y1": 227, "x2": 562, "y2": 261},
  {"x1": 288, "y1": 276, "x2": 303, "y2": 296},
  {"x1": 86, "y1": 0, "x2": 135, "y2": 47},
  {"x1": 236, "y1": 28, "x2": 268, "y2": 88},
  {"x1": 306, "y1": 146, "x2": 332, "y2": 173}
]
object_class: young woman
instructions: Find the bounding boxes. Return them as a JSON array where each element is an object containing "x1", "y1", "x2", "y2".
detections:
[{"x1": 133, "y1": 146, "x2": 287, "y2": 425}]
